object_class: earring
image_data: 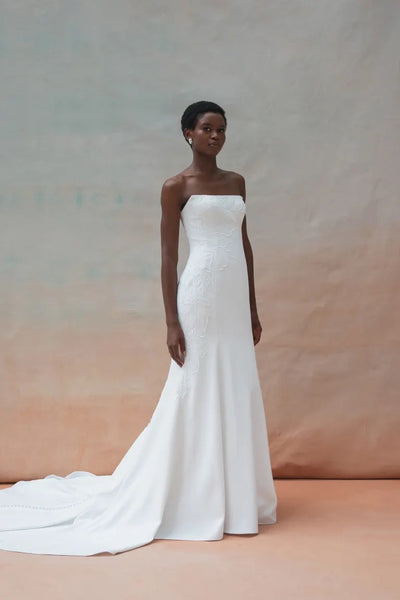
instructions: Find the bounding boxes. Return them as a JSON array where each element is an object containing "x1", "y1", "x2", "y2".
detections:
[{"x1": 188, "y1": 138, "x2": 192, "y2": 145}]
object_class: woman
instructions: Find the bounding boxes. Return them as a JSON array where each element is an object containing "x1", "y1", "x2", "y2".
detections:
[
  {"x1": 162, "y1": 101, "x2": 263, "y2": 366},
  {"x1": 0, "y1": 100, "x2": 277, "y2": 556}
]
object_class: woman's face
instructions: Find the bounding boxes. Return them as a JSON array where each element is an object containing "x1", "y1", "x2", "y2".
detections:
[{"x1": 187, "y1": 112, "x2": 226, "y2": 154}]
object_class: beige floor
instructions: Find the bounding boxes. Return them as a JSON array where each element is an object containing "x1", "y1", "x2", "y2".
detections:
[{"x1": 0, "y1": 479, "x2": 398, "y2": 600}]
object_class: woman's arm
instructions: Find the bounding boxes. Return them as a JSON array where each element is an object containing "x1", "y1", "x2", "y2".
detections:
[
  {"x1": 160, "y1": 179, "x2": 186, "y2": 366},
  {"x1": 239, "y1": 176, "x2": 263, "y2": 345}
]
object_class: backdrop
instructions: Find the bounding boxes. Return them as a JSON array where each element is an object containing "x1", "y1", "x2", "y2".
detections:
[{"x1": 1, "y1": 0, "x2": 399, "y2": 481}]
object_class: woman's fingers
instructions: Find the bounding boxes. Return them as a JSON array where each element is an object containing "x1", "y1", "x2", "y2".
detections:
[
  {"x1": 169, "y1": 343, "x2": 184, "y2": 367},
  {"x1": 253, "y1": 324, "x2": 262, "y2": 345},
  {"x1": 167, "y1": 329, "x2": 186, "y2": 367},
  {"x1": 175, "y1": 344, "x2": 183, "y2": 366},
  {"x1": 179, "y1": 336, "x2": 186, "y2": 360}
]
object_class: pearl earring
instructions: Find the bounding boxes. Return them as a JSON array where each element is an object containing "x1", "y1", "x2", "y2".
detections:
[{"x1": 188, "y1": 138, "x2": 192, "y2": 145}]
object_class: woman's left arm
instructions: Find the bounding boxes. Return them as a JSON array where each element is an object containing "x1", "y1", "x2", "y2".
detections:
[{"x1": 239, "y1": 176, "x2": 262, "y2": 345}]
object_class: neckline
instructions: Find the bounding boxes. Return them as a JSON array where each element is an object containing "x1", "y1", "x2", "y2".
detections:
[{"x1": 181, "y1": 194, "x2": 244, "y2": 214}]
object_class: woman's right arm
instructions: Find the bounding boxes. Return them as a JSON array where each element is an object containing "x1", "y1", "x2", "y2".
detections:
[{"x1": 160, "y1": 179, "x2": 186, "y2": 367}]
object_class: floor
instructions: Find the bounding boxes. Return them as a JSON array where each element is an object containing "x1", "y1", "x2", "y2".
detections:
[{"x1": 0, "y1": 479, "x2": 398, "y2": 600}]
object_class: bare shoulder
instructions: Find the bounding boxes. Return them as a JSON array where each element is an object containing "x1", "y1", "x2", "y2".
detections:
[
  {"x1": 222, "y1": 170, "x2": 246, "y2": 199},
  {"x1": 226, "y1": 170, "x2": 245, "y2": 183},
  {"x1": 161, "y1": 174, "x2": 185, "y2": 196},
  {"x1": 160, "y1": 174, "x2": 185, "y2": 211}
]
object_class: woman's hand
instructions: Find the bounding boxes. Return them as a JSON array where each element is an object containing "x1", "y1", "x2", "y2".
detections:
[
  {"x1": 251, "y1": 311, "x2": 262, "y2": 345},
  {"x1": 167, "y1": 322, "x2": 186, "y2": 367}
]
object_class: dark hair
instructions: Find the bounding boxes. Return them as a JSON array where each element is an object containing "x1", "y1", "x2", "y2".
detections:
[{"x1": 180, "y1": 101, "x2": 227, "y2": 145}]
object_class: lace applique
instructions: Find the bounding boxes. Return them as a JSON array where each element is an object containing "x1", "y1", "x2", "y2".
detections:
[
  {"x1": 177, "y1": 196, "x2": 245, "y2": 379},
  {"x1": 178, "y1": 247, "x2": 214, "y2": 380}
]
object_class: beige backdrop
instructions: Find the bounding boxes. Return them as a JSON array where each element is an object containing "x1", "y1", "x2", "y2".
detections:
[{"x1": 1, "y1": 0, "x2": 399, "y2": 482}]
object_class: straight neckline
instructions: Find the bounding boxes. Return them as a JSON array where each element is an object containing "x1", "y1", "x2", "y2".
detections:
[{"x1": 182, "y1": 194, "x2": 244, "y2": 214}]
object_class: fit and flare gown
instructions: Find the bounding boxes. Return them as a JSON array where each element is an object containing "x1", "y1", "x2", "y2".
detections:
[{"x1": 0, "y1": 194, "x2": 277, "y2": 556}]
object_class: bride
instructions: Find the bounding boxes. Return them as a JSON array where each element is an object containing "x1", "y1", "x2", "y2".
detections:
[{"x1": 0, "y1": 100, "x2": 277, "y2": 556}]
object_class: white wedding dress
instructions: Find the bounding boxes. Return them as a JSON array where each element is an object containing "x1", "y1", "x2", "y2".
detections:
[{"x1": 0, "y1": 194, "x2": 277, "y2": 556}]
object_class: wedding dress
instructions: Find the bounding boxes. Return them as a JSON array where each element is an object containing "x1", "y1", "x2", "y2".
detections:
[{"x1": 0, "y1": 194, "x2": 277, "y2": 556}]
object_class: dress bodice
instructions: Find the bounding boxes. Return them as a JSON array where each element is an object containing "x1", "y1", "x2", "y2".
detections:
[{"x1": 180, "y1": 195, "x2": 246, "y2": 248}]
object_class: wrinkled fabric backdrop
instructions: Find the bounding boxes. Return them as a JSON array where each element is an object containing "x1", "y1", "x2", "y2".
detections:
[{"x1": 1, "y1": 0, "x2": 399, "y2": 482}]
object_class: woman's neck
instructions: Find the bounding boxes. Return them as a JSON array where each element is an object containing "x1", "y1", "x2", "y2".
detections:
[{"x1": 189, "y1": 154, "x2": 219, "y2": 177}]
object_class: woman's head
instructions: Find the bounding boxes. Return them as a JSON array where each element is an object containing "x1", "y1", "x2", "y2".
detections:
[{"x1": 181, "y1": 101, "x2": 227, "y2": 151}]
